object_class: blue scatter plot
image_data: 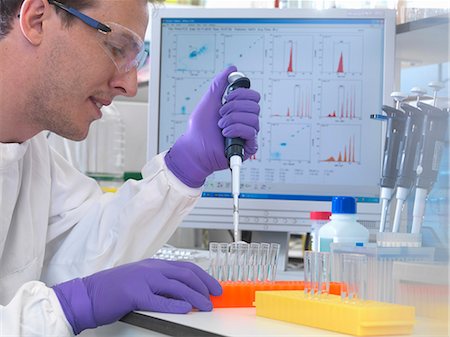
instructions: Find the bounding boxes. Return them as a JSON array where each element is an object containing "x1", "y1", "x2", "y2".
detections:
[
  {"x1": 270, "y1": 152, "x2": 282, "y2": 160},
  {"x1": 189, "y1": 45, "x2": 208, "y2": 59},
  {"x1": 280, "y1": 142, "x2": 287, "y2": 147}
]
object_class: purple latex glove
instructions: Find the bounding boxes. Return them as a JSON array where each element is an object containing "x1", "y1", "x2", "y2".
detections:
[
  {"x1": 165, "y1": 65, "x2": 261, "y2": 188},
  {"x1": 52, "y1": 259, "x2": 221, "y2": 335}
]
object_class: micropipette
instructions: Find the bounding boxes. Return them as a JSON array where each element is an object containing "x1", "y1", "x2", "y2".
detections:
[
  {"x1": 372, "y1": 92, "x2": 407, "y2": 232},
  {"x1": 222, "y1": 72, "x2": 251, "y2": 242},
  {"x1": 411, "y1": 101, "x2": 448, "y2": 234},
  {"x1": 391, "y1": 101, "x2": 425, "y2": 232}
]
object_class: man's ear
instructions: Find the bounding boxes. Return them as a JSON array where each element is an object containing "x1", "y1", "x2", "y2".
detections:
[{"x1": 19, "y1": 0, "x2": 50, "y2": 45}]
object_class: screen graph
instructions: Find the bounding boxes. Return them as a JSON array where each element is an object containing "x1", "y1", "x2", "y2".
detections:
[
  {"x1": 174, "y1": 34, "x2": 217, "y2": 72},
  {"x1": 272, "y1": 35, "x2": 314, "y2": 74},
  {"x1": 268, "y1": 122, "x2": 312, "y2": 162},
  {"x1": 320, "y1": 80, "x2": 362, "y2": 119},
  {"x1": 223, "y1": 34, "x2": 265, "y2": 72},
  {"x1": 322, "y1": 34, "x2": 364, "y2": 75},
  {"x1": 154, "y1": 13, "x2": 388, "y2": 203},
  {"x1": 268, "y1": 79, "x2": 313, "y2": 119}
]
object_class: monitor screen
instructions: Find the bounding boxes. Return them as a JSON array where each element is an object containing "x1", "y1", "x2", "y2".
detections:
[{"x1": 148, "y1": 8, "x2": 395, "y2": 233}]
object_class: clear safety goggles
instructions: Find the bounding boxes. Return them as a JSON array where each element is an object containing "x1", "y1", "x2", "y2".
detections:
[
  {"x1": 96, "y1": 22, "x2": 148, "y2": 73},
  {"x1": 48, "y1": 0, "x2": 148, "y2": 73}
]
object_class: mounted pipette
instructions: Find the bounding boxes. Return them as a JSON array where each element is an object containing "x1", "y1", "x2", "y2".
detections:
[
  {"x1": 391, "y1": 88, "x2": 426, "y2": 232},
  {"x1": 372, "y1": 92, "x2": 407, "y2": 232},
  {"x1": 411, "y1": 83, "x2": 448, "y2": 234},
  {"x1": 223, "y1": 72, "x2": 251, "y2": 242}
]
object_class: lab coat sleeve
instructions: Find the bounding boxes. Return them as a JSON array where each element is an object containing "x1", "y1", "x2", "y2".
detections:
[
  {"x1": 42, "y1": 149, "x2": 202, "y2": 285},
  {"x1": 0, "y1": 281, "x2": 73, "y2": 336}
]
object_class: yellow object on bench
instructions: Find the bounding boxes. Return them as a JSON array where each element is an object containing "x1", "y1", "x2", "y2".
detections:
[{"x1": 254, "y1": 291, "x2": 415, "y2": 336}]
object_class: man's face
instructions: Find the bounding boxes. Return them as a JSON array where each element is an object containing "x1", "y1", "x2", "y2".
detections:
[{"x1": 27, "y1": 0, "x2": 149, "y2": 141}]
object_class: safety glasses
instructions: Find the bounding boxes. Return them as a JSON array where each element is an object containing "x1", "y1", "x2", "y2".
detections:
[{"x1": 48, "y1": 0, "x2": 148, "y2": 73}]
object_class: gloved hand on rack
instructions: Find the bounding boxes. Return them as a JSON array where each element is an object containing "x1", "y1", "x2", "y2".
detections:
[
  {"x1": 165, "y1": 65, "x2": 261, "y2": 188},
  {"x1": 52, "y1": 259, "x2": 221, "y2": 335}
]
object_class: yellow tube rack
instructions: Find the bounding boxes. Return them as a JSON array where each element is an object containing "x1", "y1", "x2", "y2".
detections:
[{"x1": 254, "y1": 291, "x2": 415, "y2": 336}]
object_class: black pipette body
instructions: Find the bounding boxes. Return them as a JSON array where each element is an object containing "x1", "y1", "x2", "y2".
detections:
[
  {"x1": 379, "y1": 105, "x2": 407, "y2": 189},
  {"x1": 396, "y1": 103, "x2": 425, "y2": 189},
  {"x1": 224, "y1": 75, "x2": 251, "y2": 161}
]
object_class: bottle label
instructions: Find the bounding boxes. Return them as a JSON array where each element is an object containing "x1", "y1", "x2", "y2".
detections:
[{"x1": 319, "y1": 238, "x2": 333, "y2": 252}]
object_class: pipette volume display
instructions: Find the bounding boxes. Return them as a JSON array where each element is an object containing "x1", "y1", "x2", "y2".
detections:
[{"x1": 223, "y1": 72, "x2": 251, "y2": 242}]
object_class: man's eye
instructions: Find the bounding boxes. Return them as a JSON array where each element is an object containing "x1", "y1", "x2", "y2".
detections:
[{"x1": 110, "y1": 46, "x2": 126, "y2": 58}]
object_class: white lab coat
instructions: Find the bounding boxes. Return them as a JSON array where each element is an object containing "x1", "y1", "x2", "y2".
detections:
[{"x1": 0, "y1": 132, "x2": 201, "y2": 336}]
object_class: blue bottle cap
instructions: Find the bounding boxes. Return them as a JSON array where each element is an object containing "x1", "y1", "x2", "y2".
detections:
[{"x1": 332, "y1": 196, "x2": 357, "y2": 214}]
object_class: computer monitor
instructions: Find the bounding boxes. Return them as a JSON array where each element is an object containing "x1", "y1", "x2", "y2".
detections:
[{"x1": 148, "y1": 8, "x2": 395, "y2": 235}]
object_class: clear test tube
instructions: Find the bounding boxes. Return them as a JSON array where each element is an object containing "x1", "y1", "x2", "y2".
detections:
[
  {"x1": 229, "y1": 242, "x2": 239, "y2": 281},
  {"x1": 313, "y1": 252, "x2": 330, "y2": 295},
  {"x1": 268, "y1": 243, "x2": 280, "y2": 281},
  {"x1": 237, "y1": 242, "x2": 249, "y2": 281},
  {"x1": 248, "y1": 242, "x2": 260, "y2": 281},
  {"x1": 208, "y1": 242, "x2": 219, "y2": 279},
  {"x1": 342, "y1": 253, "x2": 367, "y2": 302},
  {"x1": 341, "y1": 254, "x2": 349, "y2": 301},
  {"x1": 258, "y1": 243, "x2": 270, "y2": 281},
  {"x1": 303, "y1": 250, "x2": 312, "y2": 295},
  {"x1": 217, "y1": 242, "x2": 229, "y2": 281},
  {"x1": 355, "y1": 254, "x2": 368, "y2": 301},
  {"x1": 320, "y1": 252, "x2": 331, "y2": 295},
  {"x1": 229, "y1": 242, "x2": 249, "y2": 281}
]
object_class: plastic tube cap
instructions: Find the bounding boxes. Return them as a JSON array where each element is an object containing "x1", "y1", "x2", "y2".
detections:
[
  {"x1": 310, "y1": 211, "x2": 332, "y2": 220},
  {"x1": 331, "y1": 196, "x2": 357, "y2": 214}
]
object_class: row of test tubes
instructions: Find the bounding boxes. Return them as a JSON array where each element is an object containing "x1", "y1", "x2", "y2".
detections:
[
  {"x1": 209, "y1": 242, "x2": 280, "y2": 282},
  {"x1": 304, "y1": 251, "x2": 368, "y2": 301}
]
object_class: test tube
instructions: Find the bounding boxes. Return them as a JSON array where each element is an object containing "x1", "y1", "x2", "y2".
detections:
[
  {"x1": 237, "y1": 242, "x2": 249, "y2": 281},
  {"x1": 248, "y1": 242, "x2": 260, "y2": 281},
  {"x1": 229, "y1": 242, "x2": 249, "y2": 281},
  {"x1": 304, "y1": 250, "x2": 312, "y2": 295},
  {"x1": 317, "y1": 252, "x2": 331, "y2": 296},
  {"x1": 341, "y1": 253, "x2": 367, "y2": 302},
  {"x1": 268, "y1": 243, "x2": 280, "y2": 281},
  {"x1": 258, "y1": 243, "x2": 270, "y2": 281},
  {"x1": 217, "y1": 242, "x2": 229, "y2": 281},
  {"x1": 229, "y1": 242, "x2": 239, "y2": 281},
  {"x1": 208, "y1": 242, "x2": 219, "y2": 279}
]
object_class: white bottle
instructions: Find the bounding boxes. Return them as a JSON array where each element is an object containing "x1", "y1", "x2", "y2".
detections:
[{"x1": 318, "y1": 196, "x2": 369, "y2": 252}]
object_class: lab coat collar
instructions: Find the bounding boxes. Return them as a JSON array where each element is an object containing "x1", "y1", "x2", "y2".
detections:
[{"x1": 0, "y1": 140, "x2": 30, "y2": 169}]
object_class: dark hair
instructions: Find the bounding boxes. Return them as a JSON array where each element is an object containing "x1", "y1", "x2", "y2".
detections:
[
  {"x1": 0, "y1": 0, "x2": 93, "y2": 39},
  {"x1": 0, "y1": 0, "x2": 159, "y2": 40}
]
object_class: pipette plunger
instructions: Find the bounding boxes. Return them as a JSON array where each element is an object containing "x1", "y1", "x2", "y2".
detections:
[
  {"x1": 390, "y1": 92, "x2": 407, "y2": 110},
  {"x1": 428, "y1": 81, "x2": 444, "y2": 107}
]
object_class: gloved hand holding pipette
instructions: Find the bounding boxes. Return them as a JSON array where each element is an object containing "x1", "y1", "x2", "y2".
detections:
[{"x1": 165, "y1": 66, "x2": 261, "y2": 188}]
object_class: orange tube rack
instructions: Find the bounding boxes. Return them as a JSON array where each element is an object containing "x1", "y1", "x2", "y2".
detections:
[{"x1": 210, "y1": 281, "x2": 342, "y2": 308}]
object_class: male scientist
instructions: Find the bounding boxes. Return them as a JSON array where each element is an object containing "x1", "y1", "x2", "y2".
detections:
[{"x1": 0, "y1": 0, "x2": 260, "y2": 335}]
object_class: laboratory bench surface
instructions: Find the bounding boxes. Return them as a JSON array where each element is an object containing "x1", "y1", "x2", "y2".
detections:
[{"x1": 78, "y1": 307, "x2": 449, "y2": 337}]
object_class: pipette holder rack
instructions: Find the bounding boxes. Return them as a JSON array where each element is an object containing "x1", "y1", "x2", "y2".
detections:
[
  {"x1": 254, "y1": 291, "x2": 415, "y2": 336},
  {"x1": 330, "y1": 243, "x2": 434, "y2": 303}
]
